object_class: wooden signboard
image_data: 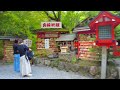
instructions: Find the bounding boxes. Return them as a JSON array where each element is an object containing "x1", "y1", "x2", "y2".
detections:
[
  {"x1": 37, "y1": 32, "x2": 59, "y2": 38},
  {"x1": 45, "y1": 33, "x2": 59, "y2": 38},
  {"x1": 45, "y1": 39, "x2": 49, "y2": 49},
  {"x1": 23, "y1": 39, "x2": 32, "y2": 47}
]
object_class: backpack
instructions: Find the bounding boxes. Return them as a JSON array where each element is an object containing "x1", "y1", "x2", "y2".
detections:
[{"x1": 26, "y1": 50, "x2": 34, "y2": 60}]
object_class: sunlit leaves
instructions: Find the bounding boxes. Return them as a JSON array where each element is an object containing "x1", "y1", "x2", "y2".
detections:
[
  {"x1": 115, "y1": 24, "x2": 120, "y2": 39},
  {"x1": 0, "y1": 11, "x2": 120, "y2": 38},
  {"x1": 0, "y1": 11, "x2": 48, "y2": 36}
]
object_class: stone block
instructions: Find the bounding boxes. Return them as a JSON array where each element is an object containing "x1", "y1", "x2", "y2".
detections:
[
  {"x1": 58, "y1": 62, "x2": 65, "y2": 70},
  {"x1": 89, "y1": 66, "x2": 98, "y2": 76},
  {"x1": 71, "y1": 64, "x2": 80, "y2": 72},
  {"x1": 34, "y1": 57, "x2": 40, "y2": 64},
  {"x1": 64, "y1": 62, "x2": 72, "y2": 72},
  {"x1": 50, "y1": 60, "x2": 59, "y2": 68},
  {"x1": 40, "y1": 59, "x2": 45, "y2": 65},
  {"x1": 44, "y1": 60, "x2": 51, "y2": 66}
]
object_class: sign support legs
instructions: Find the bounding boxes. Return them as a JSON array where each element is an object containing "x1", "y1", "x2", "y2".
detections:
[{"x1": 101, "y1": 46, "x2": 107, "y2": 79}]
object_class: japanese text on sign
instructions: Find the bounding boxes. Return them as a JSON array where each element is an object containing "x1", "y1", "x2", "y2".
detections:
[{"x1": 41, "y1": 22, "x2": 62, "y2": 28}]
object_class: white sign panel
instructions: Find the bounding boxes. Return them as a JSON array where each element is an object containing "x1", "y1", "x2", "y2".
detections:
[
  {"x1": 23, "y1": 39, "x2": 32, "y2": 47},
  {"x1": 45, "y1": 39, "x2": 49, "y2": 49},
  {"x1": 41, "y1": 22, "x2": 62, "y2": 28}
]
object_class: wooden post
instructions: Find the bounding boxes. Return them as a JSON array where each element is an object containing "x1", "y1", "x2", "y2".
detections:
[{"x1": 101, "y1": 46, "x2": 107, "y2": 79}]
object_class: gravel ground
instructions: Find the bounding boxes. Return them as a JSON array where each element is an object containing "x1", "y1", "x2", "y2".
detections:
[{"x1": 0, "y1": 64, "x2": 92, "y2": 79}]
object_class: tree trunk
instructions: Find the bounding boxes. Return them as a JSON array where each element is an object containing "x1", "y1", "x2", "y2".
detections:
[
  {"x1": 44, "y1": 11, "x2": 66, "y2": 29},
  {"x1": 57, "y1": 11, "x2": 61, "y2": 21},
  {"x1": 44, "y1": 11, "x2": 56, "y2": 21},
  {"x1": 52, "y1": 11, "x2": 58, "y2": 20}
]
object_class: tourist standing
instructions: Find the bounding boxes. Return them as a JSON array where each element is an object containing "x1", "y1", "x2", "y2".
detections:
[
  {"x1": 13, "y1": 39, "x2": 20, "y2": 72},
  {"x1": 18, "y1": 39, "x2": 32, "y2": 77}
]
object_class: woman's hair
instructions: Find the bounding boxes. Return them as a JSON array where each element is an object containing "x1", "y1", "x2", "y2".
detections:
[
  {"x1": 14, "y1": 40, "x2": 18, "y2": 43},
  {"x1": 18, "y1": 39, "x2": 23, "y2": 44}
]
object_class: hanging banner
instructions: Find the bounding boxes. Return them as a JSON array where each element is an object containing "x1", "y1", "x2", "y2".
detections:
[
  {"x1": 41, "y1": 22, "x2": 62, "y2": 28},
  {"x1": 37, "y1": 32, "x2": 59, "y2": 38},
  {"x1": 45, "y1": 39, "x2": 49, "y2": 49}
]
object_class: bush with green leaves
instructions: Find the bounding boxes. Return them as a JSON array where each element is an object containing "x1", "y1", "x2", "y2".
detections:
[
  {"x1": 71, "y1": 56, "x2": 77, "y2": 64},
  {"x1": 89, "y1": 46, "x2": 102, "y2": 60},
  {"x1": 35, "y1": 49, "x2": 52, "y2": 58}
]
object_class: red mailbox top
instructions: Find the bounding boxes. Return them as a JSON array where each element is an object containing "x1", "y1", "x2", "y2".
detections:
[{"x1": 89, "y1": 11, "x2": 120, "y2": 47}]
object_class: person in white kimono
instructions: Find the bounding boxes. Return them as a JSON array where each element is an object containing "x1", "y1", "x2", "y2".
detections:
[{"x1": 18, "y1": 40, "x2": 32, "y2": 77}]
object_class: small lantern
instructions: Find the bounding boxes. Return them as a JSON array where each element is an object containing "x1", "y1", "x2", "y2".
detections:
[{"x1": 89, "y1": 11, "x2": 120, "y2": 47}]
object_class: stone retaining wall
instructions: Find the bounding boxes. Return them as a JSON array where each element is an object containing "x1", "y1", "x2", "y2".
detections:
[{"x1": 33, "y1": 57, "x2": 119, "y2": 79}]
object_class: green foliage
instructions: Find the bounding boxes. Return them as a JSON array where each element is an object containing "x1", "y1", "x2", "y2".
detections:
[
  {"x1": 0, "y1": 11, "x2": 48, "y2": 36},
  {"x1": 61, "y1": 11, "x2": 81, "y2": 31},
  {"x1": 89, "y1": 46, "x2": 102, "y2": 60},
  {"x1": 0, "y1": 11, "x2": 49, "y2": 51},
  {"x1": 79, "y1": 60, "x2": 100, "y2": 66},
  {"x1": 35, "y1": 49, "x2": 52, "y2": 58},
  {"x1": 110, "y1": 11, "x2": 120, "y2": 16},
  {"x1": 61, "y1": 11, "x2": 99, "y2": 32},
  {"x1": 89, "y1": 48, "x2": 96, "y2": 52},
  {"x1": 71, "y1": 56, "x2": 77, "y2": 64},
  {"x1": 0, "y1": 11, "x2": 120, "y2": 37},
  {"x1": 89, "y1": 46, "x2": 101, "y2": 53},
  {"x1": 89, "y1": 37, "x2": 96, "y2": 41},
  {"x1": 25, "y1": 30, "x2": 37, "y2": 51},
  {"x1": 115, "y1": 24, "x2": 120, "y2": 40}
]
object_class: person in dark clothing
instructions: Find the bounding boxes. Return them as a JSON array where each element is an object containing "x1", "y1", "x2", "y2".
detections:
[
  {"x1": 18, "y1": 43, "x2": 29, "y2": 57},
  {"x1": 17, "y1": 40, "x2": 32, "y2": 77},
  {"x1": 13, "y1": 39, "x2": 20, "y2": 72},
  {"x1": 13, "y1": 40, "x2": 19, "y2": 54}
]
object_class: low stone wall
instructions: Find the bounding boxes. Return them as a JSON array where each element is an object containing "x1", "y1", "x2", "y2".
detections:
[{"x1": 33, "y1": 57, "x2": 119, "y2": 79}]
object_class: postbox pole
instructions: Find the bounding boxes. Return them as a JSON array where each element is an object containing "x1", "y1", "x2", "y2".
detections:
[{"x1": 101, "y1": 46, "x2": 107, "y2": 79}]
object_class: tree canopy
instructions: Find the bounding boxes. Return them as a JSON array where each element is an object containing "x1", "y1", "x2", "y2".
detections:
[
  {"x1": 0, "y1": 11, "x2": 120, "y2": 37},
  {"x1": 0, "y1": 11, "x2": 48, "y2": 37}
]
